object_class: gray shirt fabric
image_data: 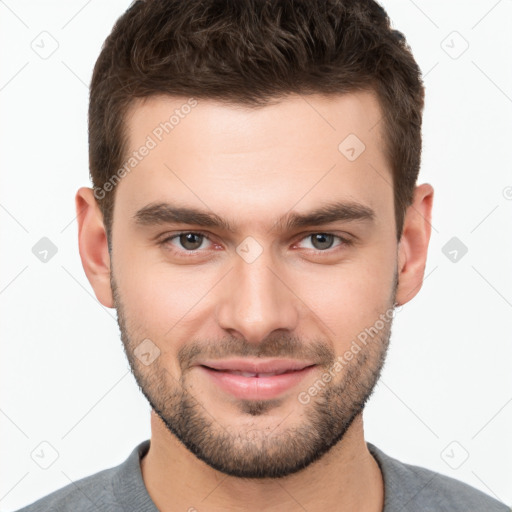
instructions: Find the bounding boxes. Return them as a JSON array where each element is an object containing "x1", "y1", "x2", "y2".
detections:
[{"x1": 15, "y1": 439, "x2": 510, "y2": 512}]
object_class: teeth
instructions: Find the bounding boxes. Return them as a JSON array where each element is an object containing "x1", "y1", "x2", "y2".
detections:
[{"x1": 224, "y1": 370, "x2": 290, "y2": 377}]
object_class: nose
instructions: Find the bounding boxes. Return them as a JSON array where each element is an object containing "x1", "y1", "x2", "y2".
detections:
[{"x1": 215, "y1": 248, "x2": 300, "y2": 344}]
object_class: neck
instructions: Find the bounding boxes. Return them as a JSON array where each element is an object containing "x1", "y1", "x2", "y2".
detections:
[{"x1": 140, "y1": 411, "x2": 384, "y2": 512}]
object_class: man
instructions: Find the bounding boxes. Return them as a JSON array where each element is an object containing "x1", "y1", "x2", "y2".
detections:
[{"x1": 16, "y1": 0, "x2": 510, "y2": 511}]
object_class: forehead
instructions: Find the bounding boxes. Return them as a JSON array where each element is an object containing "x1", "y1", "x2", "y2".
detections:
[{"x1": 114, "y1": 91, "x2": 393, "y2": 230}]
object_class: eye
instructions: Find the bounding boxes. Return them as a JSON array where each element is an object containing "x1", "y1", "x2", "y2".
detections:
[
  {"x1": 158, "y1": 231, "x2": 353, "y2": 258},
  {"x1": 295, "y1": 233, "x2": 352, "y2": 252},
  {"x1": 176, "y1": 232, "x2": 207, "y2": 250},
  {"x1": 159, "y1": 231, "x2": 214, "y2": 254}
]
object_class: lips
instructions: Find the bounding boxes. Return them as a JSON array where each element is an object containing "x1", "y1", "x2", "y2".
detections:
[
  {"x1": 196, "y1": 358, "x2": 317, "y2": 400},
  {"x1": 210, "y1": 369, "x2": 293, "y2": 378},
  {"x1": 198, "y1": 358, "x2": 315, "y2": 374}
]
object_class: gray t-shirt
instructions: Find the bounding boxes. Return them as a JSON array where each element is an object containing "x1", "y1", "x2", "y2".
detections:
[{"x1": 14, "y1": 439, "x2": 510, "y2": 511}]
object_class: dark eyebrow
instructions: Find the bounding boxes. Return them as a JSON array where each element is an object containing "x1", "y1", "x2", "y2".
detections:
[
  {"x1": 134, "y1": 203, "x2": 235, "y2": 232},
  {"x1": 133, "y1": 200, "x2": 375, "y2": 233},
  {"x1": 275, "y1": 201, "x2": 375, "y2": 232}
]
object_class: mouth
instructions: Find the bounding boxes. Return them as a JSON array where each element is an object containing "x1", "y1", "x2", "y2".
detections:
[
  {"x1": 196, "y1": 359, "x2": 318, "y2": 400},
  {"x1": 202, "y1": 367, "x2": 312, "y2": 378}
]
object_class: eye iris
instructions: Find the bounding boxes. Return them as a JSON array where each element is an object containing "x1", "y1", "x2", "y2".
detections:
[
  {"x1": 311, "y1": 233, "x2": 334, "y2": 250},
  {"x1": 180, "y1": 233, "x2": 203, "y2": 250}
]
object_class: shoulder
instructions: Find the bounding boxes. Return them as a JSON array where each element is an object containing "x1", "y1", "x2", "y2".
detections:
[
  {"x1": 13, "y1": 466, "x2": 119, "y2": 512},
  {"x1": 367, "y1": 442, "x2": 511, "y2": 512},
  {"x1": 13, "y1": 440, "x2": 154, "y2": 512}
]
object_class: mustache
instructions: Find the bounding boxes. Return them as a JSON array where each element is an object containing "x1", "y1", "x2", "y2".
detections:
[{"x1": 177, "y1": 335, "x2": 336, "y2": 371}]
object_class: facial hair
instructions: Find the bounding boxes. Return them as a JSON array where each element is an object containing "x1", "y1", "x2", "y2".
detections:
[{"x1": 111, "y1": 268, "x2": 398, "y2": 479}]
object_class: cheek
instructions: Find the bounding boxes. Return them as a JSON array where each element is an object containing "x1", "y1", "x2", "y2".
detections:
[
  {"x1": 293, "y1": 246, "x2": 396, "y2": 345},
  {"x1": 115, "y1": 253, "x2": 221, "y2": 337},
  {"x1": 112, "y1": 225, "x2": 213, "y2": 330}
]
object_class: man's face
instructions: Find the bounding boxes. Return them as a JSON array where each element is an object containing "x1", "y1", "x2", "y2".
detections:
[{"x1": 110, "y1": 91, "x2": 399, "y2": 478}]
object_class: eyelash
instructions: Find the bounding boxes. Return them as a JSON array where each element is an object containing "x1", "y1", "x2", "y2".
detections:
[{"x1": 157, "y1": 231, "x2": 353, "y2": 258}]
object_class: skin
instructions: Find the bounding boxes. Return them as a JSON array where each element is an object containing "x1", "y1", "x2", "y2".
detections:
[{"x1": 76, "y1": 91, "x2": 433, "y2": 512}]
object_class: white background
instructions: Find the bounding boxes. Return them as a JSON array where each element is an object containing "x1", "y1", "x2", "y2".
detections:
[{"x1": 1, "y1": 0, "x2": 511, "y2": 510}]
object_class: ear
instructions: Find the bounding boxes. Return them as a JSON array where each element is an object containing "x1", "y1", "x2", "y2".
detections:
[
  {"x1": 75, "y1": 187, "x2": 114, "y2": 308},
  {"x1": 395, "y1": 183, "x2": 434, "y2": 306}
]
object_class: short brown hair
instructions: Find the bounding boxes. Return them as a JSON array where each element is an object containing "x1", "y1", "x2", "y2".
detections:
[{"x1": 89, "y1": 0, "x2": 425, "y2": 246}]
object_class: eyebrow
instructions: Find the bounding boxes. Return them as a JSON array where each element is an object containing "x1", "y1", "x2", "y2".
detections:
[{"x1": 133, "y1": 200, "x2": 375, "y2": 234}]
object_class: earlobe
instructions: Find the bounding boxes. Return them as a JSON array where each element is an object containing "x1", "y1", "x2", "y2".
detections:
[
  {"x1": 75, "y1": 187, "x2": 114, "y2": 308},
  {"x1": 395, "y1": 183, "x2": 434, "y2": 306}
]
